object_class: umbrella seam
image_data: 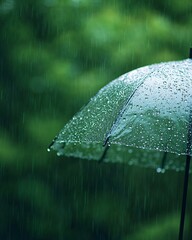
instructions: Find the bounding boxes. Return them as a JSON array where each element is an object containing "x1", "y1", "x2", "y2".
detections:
[{"x1": 103, "y1": 69, "x2": 156, "y2": 145}]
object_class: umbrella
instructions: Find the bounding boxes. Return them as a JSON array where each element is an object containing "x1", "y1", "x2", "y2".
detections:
[{"x1": 48, "y1": 49, "x2": 192, "y2": 240}]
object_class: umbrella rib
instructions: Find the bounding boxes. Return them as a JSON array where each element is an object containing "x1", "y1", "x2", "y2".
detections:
[
  {"x1": 161, "y1": 151, "x2": 167, "y2": 170},
  {"x1": 103, "y1": 70, "x2": 155, "y2": 146}
]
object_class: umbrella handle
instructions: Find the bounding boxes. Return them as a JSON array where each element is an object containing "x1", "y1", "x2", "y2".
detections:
[
  {"x1": 178, "y1": 48, "x2": 192, "y2": 239},
  {"x1": 178, "y1": 155, "x2": 190, "y2": 240}
]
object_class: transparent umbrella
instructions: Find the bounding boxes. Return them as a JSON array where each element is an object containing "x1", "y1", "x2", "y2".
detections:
[{"x1": 49, "y1": 49, "x2": 192, "y2": 240}]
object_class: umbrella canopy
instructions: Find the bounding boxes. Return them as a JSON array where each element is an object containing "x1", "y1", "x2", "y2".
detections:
[{"x1": 49, "y1": 58, "x2": 192, "y2": 172}]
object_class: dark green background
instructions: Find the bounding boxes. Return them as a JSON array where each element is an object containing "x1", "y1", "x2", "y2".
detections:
[{"x1": 1, "y1": 0, "x2": 192, "y2": 239}]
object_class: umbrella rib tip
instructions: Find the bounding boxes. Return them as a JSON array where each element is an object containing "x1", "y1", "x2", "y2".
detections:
[
  {"x1": 48, "y1": 135, "x2": 58, "y2": 151},
  {"x1": 103, "y1": 136, "x2": 110, "y2": 147}
]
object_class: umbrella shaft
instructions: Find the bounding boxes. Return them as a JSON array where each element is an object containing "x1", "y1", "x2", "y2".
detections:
[{"x1": 178, "y1": 155, "x2": 190, "y2": 240}]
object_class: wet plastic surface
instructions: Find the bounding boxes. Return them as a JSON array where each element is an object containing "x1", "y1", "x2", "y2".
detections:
[{"x1": 50, "y1": 58, "x2": 192, "y2": 171}]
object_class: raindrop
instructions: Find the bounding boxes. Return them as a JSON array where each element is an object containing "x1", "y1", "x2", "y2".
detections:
[{"x1": 128, "y1": 149, "x2": 133, "y2": 154}]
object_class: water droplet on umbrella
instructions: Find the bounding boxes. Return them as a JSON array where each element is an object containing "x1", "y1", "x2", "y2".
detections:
[{"x1": 156, "y1": 168, "x2": 165, "y2": 173}]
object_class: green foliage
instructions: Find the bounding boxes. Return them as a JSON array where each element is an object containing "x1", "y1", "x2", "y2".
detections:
[
  {"x1": 0, "y1": 0, "x2": 192, "y2": 239},
  {"x1": 126, "y1": 214, "x2": 179, "y2": 240}
]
